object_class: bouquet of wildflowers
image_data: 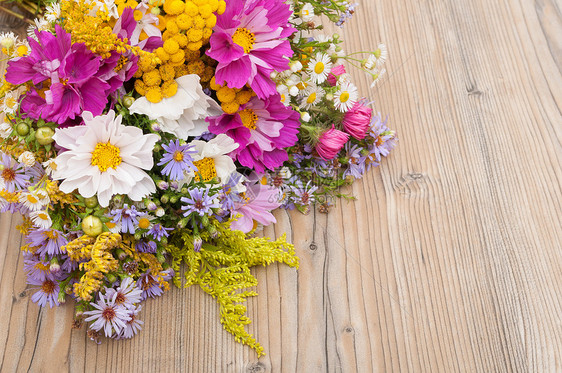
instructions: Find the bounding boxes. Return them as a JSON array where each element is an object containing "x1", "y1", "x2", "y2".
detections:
[{"x1": 0, "y1": 0, "x2": 395, "y2": 355}]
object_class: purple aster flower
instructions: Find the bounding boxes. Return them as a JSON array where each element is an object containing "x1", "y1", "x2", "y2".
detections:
[
  {"x1": 105, "y1": 277, "x2": 143, "y2": 309},
  {"x1": 83, "y1": 293, "x2": 131, "y2": 337},
  {"x1": 135, "y1": 239, "x2": 157, "y2": 253},
  {"x1": 0, "y1": 152, "x2": 30, "y2": 192},
  {"x1": 342, "y1": 143, "x2": 366, "y2": 179},
  {"x1": 110, "y1": 204, "x2": 140, "y2": 234},
  {"x1": 207, "y1": 0, "x2": 296, "y2": 99},
  {"x1": 116, "y1": 305, "x2": 143, "y2": 339},
  {"x1": 25, "y1": 228, "x2": 68, "y2": 258},
  {"x1": 147, "y1": 223, "x2": 173, "y2": 241},
  {"x1": 365, "y1": 114, "x2": 397, "y2": 170},
  {"x1": 27, "y1": 275, "x2": 61, "y2": 308},
  {"x1": 157, "y1": 139, "x2": 196, "y2": 181},
  {"x1": 137, "y1": 269, "x2": 173, "y2": 300},
  {"x1": 206, "y1": 95, "x2": 300, "y2": 173},
  {"x1": 23, "y1": 252, "x2": 52, "y2": 282},
  {"x1": 6, "y1": 25, "x2": 111, "y2": 125},
  {"x1": 181, "y1": 186, "x2": 221, "y2": 217}
]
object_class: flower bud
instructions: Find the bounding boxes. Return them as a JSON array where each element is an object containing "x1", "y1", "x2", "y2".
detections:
[
  {"x1": 84, "y1": 196, "x2": 98, "y2": 208},
  {"x1": 82, "y1": 215, "x2": 103, "y2": 236},
  {"x1": 193, "y1": 235, "x2": 202, "y2": 252},
  {"x1": 123, "y1": 96, "x2": 135, "y2": 108},
  {"x1": 155, "y1": 207, "x2": 165, "y2": 217},
  {"x1": 36, "y1": 127, "x2": 55, "y2": 145},
  {"x1": 16, "y1": 122, "x2": 29, "y2": 136}
]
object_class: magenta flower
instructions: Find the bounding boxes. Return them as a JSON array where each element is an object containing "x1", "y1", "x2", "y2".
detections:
[
  {"x1": 315, "y1": 124, "x2": 349, "y2": 160},
  {"x1": 342, "y1": 101, "x2": 373, "y2": 140},
  {"x1": 327, "y1": 64, "x2": 346, "y2": 86},
  {"x1": 207, "y1": 0, "x2": 295, "y2": 99},
  {"x1": 6, "y1": 25, "x2": 110, "y2": 124},
  {"x1": 206, "y1": 95, "x2": 300, "y2": 173}
]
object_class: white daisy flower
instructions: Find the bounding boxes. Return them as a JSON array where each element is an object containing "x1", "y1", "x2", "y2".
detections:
[
  {"x1": 333, "y1": 81, "x2": 359, "y2": 112},
  {"x1": 315, "y1": 34, "x2": 337, "y2": 55},
  {"x1": 0, "y1": 120, "x2": 13, "y2": 139},
  {"x1": 18, "y1": 190, "x2": 45, "y2": 211},
  {"x1": 1, "y1": 91, "x2": 19, "y2": 115},
  {"x1": 30, "y1": 210, "x2": 52, "y2": 229},
  {"x1": 276, "y1": 84, "x2": 291, "y2": 106},
  {"x1": 136, "y1": 213, "x2": 155, "y2": 231},
  {"x1": 17, "y1": 151, "x2": 35, "y2": 168},
  {"x1": 375, "y1": 43, "x2": 388, "y2": 65},
  {"x1": 11, "y1": 40, "x2": 30, "y2": 58},
  {"x1": 51, "y1": 110, "x2": 159, "y2": 207},
  {"x1": 0, "y1": 32, "x2": 17, "y2": 49},
  {"x1": 370, "y1": 66, "x2": 386, "y2": 88},
  {"x1": 129, "y1": 74, "x2": 221, "y2": 139},
  {"x1": 300, "y1": 86, "x2": 325, "y2": 110},
  {"x1": 27, "y1": 18, "x2": 51, "y2": 39},
  {"x1": 35, "y1": 188, "x2": 50, "y2": 205},
  {"x1": 300, "y1": 3, "x2": 315, "y2": 21},
  {"x1": 308, "y1": 53, "x2": 332, "y2": 84},
  {"x1": 42, "y1": 158, "x2": 59, "y2": 176},
  {"x1": 181, "y1": 134, "x2": 239, "y2": 186},
  {"x1": 105, "y1": 219, "x2": 122, "y2": 234},
  {"x1": 44, "y1": 3, "x2": 62, "y2": 23}
]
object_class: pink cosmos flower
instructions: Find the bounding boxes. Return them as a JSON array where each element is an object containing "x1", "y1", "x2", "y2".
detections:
[
  {"x1": 327, "y1": 64, "x2": 346, "y2": 86},
  {"x1": 6, "y1": 25, "x2": 111, "y2": 124},
  {"x1": 207, "y1": 0, "x2": 295, "y2": 99},
  {"x1": 315, "y1": 124, "x2": 349, "y2": 160},
  {"x1": 230, "y1": 177, "x2": 281, "y2": 233},
  {"x1": 342, "y1": 101, "x2": 373, "y2": 140},
  {"x1": 206, "y1": 94, "x2": 300, "y2": 173}
]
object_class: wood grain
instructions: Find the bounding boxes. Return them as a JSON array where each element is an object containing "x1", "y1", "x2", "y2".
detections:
[{"x1": 1, "y1": 0, "x2": 561, "y2": 371}]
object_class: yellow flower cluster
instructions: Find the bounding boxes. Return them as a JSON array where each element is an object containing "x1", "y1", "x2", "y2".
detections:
[
  {"x1": 209, "y1": 76, "x2": 256, "y2": 114},
  {"x1": 45, "y1": 179, "x2": 80, "y2": 207},
  {"x1": 133, "y1": 0, "x2": 225, "y2": 103},
  {"x1": 60, "y1": 0, "x2": 158, "y2": 63},
  {"x1": 65, "y1": 233, "x2": 121, "y2": 301}
]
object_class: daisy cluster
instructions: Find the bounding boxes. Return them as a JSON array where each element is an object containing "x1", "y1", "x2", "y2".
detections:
[{"x1": 0, "y1": 0, "x2": 394, "y2": 354}]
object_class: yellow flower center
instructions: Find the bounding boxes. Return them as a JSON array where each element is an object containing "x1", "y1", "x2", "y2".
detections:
[
  {"x1": 138, "y1": 217, "x2": 151, "y2": 229},
  {"x1": 35, "y1": 262, "x2": 51, "y2": 271},
  {"x1": 306, "y1": 92, "x2": 317, "y2": 104},
  {"x1": 296, "y1": 82, "x2": 307, "y2": 90},
  {"x1": 16, "y1": 45, "x2": 28, "y2": 57},
  {"x1": 133, "y1": 9, "x2": 144, "y2": 21},
  {"x1": 26, "y1": 195, "x2": 39, "y2": 204},
  {"x1": 339, "y1": 91, "x2": 350, "y2": 103},
  {"x1": 106, "y1": 222, "x2": 117, "y2": 229},
  {"x1": 314, "y1": 62, "x2": 325, "y2": 74},
  {"x1": 239, "y1": 108, "x2": 258, "y2": 130},
  {"x1": 5, "y1": 97, "x2": 17, "y2": 109},
  {"x1": 193, "y1": 157, "x2": 217, "y2": 182},
  {"x1": 232, "y1": 28, "x2": 255, "y2": 53},
  {"x1": 91, "y1": 142, "x2": 122, "y2": 172},
  {"x1": 173, "y1": 150, "x2": 184, "y2": 162},
  {"x1": 37, "y1": 212, "x2": 49, "y2": 221},
  {"x1": 280, "y1": 93, "x2": 286, "y2": 102}
]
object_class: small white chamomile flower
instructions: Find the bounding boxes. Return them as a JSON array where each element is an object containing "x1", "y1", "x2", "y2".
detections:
[
  {"x1": 308, "y1": 53, "x2": 332, "y2": 84},
  {"x1": 0, "y1": 120, "x2": 13, "y2": 139},
  {"x1": 0, "y1": 32, "x2": 16, "y2": 49},
  {"x1": 276, "y1": 85, "x2": 290, "y2": 106},
  {"x1": 300, "y1": 86, "x2": 325, "y2": 110},
  {"x1": 19, "y1": 190, "x2": 45, "y2": 211},
  {"x1": 1, "y1": 91, "x2": 19, "y2": 115},
  {"x1": 300, "y1": 4, "x2": 315, "y2": 21},
  {"x1": 44, "y1": 3, "x2": 62, "y2": 23},
  {"x1": 333, "y1": 81, "x2": 358, "y2": 112},
  {"x1": 370, "y1": 66, "x2": 386, "y2": 88},
  {"x1": 17, "y1": 151, "x2": 36, "y2": 168},
  {"x1": 30, "y1": 210, "x2": 52, "y2": 229},
  {"x1": 42, "y1": 159, "x2": 59, "y2": 177}
]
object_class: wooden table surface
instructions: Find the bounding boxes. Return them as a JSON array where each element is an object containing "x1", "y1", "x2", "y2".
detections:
[{"x1": 1, "y1": 0, "x2": 561, "y2": 371}]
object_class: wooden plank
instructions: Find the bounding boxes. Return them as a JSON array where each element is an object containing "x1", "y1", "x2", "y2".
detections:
[{"x1": 0, "y1": 0, "x2": 561, "y2": 370}]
